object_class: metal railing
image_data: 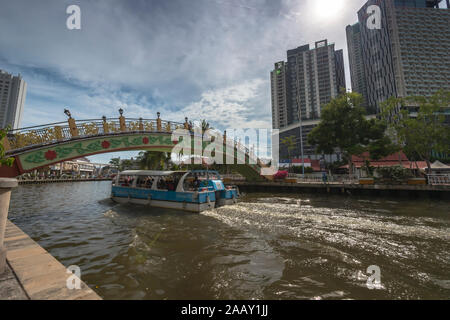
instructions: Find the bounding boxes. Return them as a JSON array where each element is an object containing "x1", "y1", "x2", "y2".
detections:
[
  {"x1": 6, "y1": 118, "x2": 184, "y2": 151},
  {"x1": 427, "y1": 174, "x2": 450, "y2": 185},
  {"x1": 288, "y1": 173, "x2": 360, "y2": 184}
]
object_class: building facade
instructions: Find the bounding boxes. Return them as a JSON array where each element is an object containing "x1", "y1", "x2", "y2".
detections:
[
  {"x1": 0, "y1": 70, "x2": 27, "y2": 129},
  {"x1": 355, "y1": 0, "x2": 450, "y2": 112},
  {"x1": 346, "y1": 23, "x2": 372, "y2": 114},
  {"x1": 286, "y1": 40, "x2": 346, "y2": 123},
  {"x1": 270, "y1": 61, "x2": 289, "y2": 129},
  {"x1": 271, "y1": 40, "x2": 346, "y2": 160}
]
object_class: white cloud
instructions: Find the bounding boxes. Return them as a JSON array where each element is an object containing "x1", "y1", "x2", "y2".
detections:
[{"x1": 181, "y1": 79, "x2": 271, "y2": 129}]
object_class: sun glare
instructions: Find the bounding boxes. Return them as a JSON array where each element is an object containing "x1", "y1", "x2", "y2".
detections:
[{"x1": 313, "y1": 0, "x2": 345, "y2": 20}]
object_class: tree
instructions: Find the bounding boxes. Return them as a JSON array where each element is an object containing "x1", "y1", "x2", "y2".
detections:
[
  {"x1": 308, "y1": 92, "x2": 397, "y2": 175},
  {"x1": 0, "y1": 127, "x2": 14, "y2": 167},
  {"x1": 280, "y1": 135, "x2": 296, "y2": 173},
  {"x1": 109, "y1": 157, "x2": 121, "y2": 168},
  {"x1": 136, "y1": 151, "x2": 171, "y2": 170},
  {"x1": 381, "y1": 90, "x2": 450, "y2": 173}
]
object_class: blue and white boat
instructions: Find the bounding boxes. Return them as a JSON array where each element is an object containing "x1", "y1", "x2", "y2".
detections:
[{"x1": 110, "y1": 170, "x2": 239, "y2": 212}]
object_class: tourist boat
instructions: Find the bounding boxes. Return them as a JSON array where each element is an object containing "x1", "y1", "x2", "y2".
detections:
[{"x1": 110, "y1": 170, "x2": 239, "y2": 212}]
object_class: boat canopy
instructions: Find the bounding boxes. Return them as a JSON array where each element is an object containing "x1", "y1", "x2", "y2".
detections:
[{"x1": 119, "y1": 170, "x2": 187, "y2": 176}]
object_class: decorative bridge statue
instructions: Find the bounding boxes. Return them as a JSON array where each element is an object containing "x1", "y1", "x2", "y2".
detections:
[{"x1": 0, "y1": 109, "x2": 267, "y2": 181}]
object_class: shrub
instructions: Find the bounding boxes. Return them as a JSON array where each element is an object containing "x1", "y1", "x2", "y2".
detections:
[
  {"x1": 273, "y1": 171, "x2": 288, "y2": 180},
  {"x1": 0, "y1": 127, "x2": 14, "y2": 167},
  {"x1": 376, "y1": 166, "x2": 412, "y2": 183},
  {"x1": 292, "y1": 166, "x2": 314, "y2": 174}
]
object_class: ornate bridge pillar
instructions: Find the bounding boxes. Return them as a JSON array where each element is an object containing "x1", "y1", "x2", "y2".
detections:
[
  {"x1": 119, "y1": 108, "x2": 127, "y2": 132},
  {"x1": 157, "y1": 112, "x2": 162, "y2": 131},
  {"x1": 102, "y1": 116, "x2": 109, "y2": 134},
  {"x1": 65, "y1": 109, "x2": 79, "y2": 137}
]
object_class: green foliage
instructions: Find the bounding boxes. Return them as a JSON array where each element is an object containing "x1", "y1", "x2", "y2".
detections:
[
  {"x1": 109, "y1": 157, "x2": 121, "y2": 168},
  {"x1": 136, "y1": 151, "x2": 171, "y2": 170},
  {"x1": 376, "y1": 166, "x2": 412, "y2": 183},
  {"x1": 308, "y1": 92, "x2": 397, "y2": 170},
  {"x1": 0, "y1": 126, "x2": 15, "y2": 167},
  {"x1": 281, "y1": 136, "x2": 296, "y2": 156},
  {"x1": 291, "y1": 166, "x2": 314, "y2": 174},
  {"x1": 281, "y1": 135, "x2": 297, "y2": 172},
  {"x1": 381, "y1": 90, "x2": 450, "y2": 172}
]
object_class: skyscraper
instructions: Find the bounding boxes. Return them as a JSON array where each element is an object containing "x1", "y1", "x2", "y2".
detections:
[
  {"x1": 271, "y1": 40, "x2": 346, "y2": 160},
  {"x1": 286, "y1": 40, "x2": 346, "y2": 123},
  {"x1": 354, "y1": 0, "x2": 450, "y2": 112},
  {"x1": 270, "y1": 62, "x2": 289, "y2": 129},
  {"x1": 346, "y1": 23, "x2": 372, "y2": 114},
  {"x1": 0, "y1": 70, "x2": 27, "y2": 130}
]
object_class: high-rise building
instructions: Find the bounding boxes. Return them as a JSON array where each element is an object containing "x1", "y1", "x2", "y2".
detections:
[
  {"x1": 271, "y1": 40, "x2": 346, "y2": 160},
  {"x1": 0, "y1": 70, "x2": 27, "y2": 129},
  {"x1": 286, "y1": 40, "x2": 346, "y2": 123},
  {"x1": 346, "y1": 23, "x2": 372, "y2": 114},
  {"x1": 355, "y1": 0, "x2": 450, "y2": 112},
  {"x1": 270, "y1": 61, "x2": 289, "y2": 129}
]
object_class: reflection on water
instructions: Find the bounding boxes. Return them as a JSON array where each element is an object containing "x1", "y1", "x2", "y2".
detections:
[{"x1": 8, "y1": 182, "x2": 450, "y2": 300}]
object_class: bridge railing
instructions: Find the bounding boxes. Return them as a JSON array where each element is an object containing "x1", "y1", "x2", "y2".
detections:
[
  {"x1": 5, "y1": 115, "x2": 265, "y2": 175},
  {"x1": 6, "y1": 118, "x2": 184, "y2": 151}
]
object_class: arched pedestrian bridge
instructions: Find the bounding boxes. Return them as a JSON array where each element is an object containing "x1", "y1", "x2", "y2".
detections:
[{"x1": 0, "y1": 112, "x2": 267, "y2": 181}]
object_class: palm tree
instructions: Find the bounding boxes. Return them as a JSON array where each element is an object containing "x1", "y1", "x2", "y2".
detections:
[
  {"x1": 281, "y1": 135, "x2": 297, "y2": 173},
  {"x1": 137, "y1": 151, "x2": 171, "y2": 170},
  {"x1": 109, "y1": 157, "x2": 121, "y2": 169}
]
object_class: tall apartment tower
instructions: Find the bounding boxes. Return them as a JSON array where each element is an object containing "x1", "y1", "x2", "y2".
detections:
[
  {"x1": 271, "y1": 40, "x2": 346, "y2": 160},
  {"x1": 286, "y1": 40, "x2": 346, "y2": 124},
  {"x1": 270, "y1": 62, "x2": 289, "y2": 129},
  {"x1": 346, "y1": 23, "x2": 372, "y2": 114},
  {"x1": 355, "y1": 0, "x2": 450, "y2": 112},
  {"x1": 0, "y1": 70, "x2": 27, "y2": 129}
]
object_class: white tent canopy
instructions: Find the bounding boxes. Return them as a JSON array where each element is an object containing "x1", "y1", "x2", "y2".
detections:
[{"x1": 431, "y1": 161, "x2": 450, "y2": 170}]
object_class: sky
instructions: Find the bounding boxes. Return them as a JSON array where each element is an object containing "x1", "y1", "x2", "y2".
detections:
[{"x1": 0, "y1": 0, "x2": 369, "y2": 163}]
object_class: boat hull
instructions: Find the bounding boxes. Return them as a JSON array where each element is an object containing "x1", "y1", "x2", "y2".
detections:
[{"x1": 111, "y1": 196, "x2": 215, "y2": 213}]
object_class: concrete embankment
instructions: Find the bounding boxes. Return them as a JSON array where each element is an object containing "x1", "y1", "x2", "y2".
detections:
[
  {"x1": 0, "y1": 221, "x2": 101, "y2": 300},
  {"x1": 18, "y1": 178, "x2": 112, "y2": 185},
  {"x1": 234, "y1": 181, "x2": 450, "y2": 199}
]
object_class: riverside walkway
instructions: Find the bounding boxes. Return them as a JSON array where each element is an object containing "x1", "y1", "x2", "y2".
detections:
[
  {"x1": 0, "y1": 221, "x2": 101, "y2": 300},
  {"x1": 234, "y1": 181, "x2": 450, "y2": 199}
]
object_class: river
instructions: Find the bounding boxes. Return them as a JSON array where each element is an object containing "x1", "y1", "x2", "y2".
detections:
[{"x1": 8, "y1": 181, "x2": 450, "y2": 300}]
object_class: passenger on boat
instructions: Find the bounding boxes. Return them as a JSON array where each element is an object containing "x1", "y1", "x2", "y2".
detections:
[
  {"x1": 145, "y1": 177, "x2": 153, "y2": 188},
  {"x1": 167, "y1": 180, "x2": 176, "y2": 191},
  {"x1": 193, "y1": 175, "x2": 200, "y2": 189}
]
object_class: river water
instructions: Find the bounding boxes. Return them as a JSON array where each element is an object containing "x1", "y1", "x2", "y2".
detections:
[{"x1": 8, "y1": 181, "x2": 450, "y2": 300}]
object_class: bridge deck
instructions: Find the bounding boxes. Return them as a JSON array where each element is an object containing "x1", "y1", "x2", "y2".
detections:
[{"x1": 1, "y1": 221, "x2": 101, "y2": 300}]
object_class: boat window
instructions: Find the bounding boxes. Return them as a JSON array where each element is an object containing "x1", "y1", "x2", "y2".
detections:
[
  {"x1": 136, "y1": 176, "x2": 154, "y2": 189},
  {"x1": 119, "y1": 175, "x2": 135, "y2": 187}
]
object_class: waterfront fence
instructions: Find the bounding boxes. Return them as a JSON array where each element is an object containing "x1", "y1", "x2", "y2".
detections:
[{"x1": 427, "y1": 174, "x2": 450, "y2": 186}]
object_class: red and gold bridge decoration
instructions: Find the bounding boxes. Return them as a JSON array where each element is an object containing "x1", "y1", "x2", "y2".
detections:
[{"x1": 0, "y1": 112, "x2": 265, "y2": 181}]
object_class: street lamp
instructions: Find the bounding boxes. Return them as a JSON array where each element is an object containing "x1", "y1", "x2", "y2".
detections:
[
  {"x1": 157, "y1": 112, "x2": 160, "y2": 118},
  {"x1": 118, "y1": 108, "x2": 124, "y2": 116},
  {"x1": 64, "y1": 109, "x2": 72, "y2": 119},
  {"x1": 102, "y1": 115, "x2": 107, "y2": 121}
]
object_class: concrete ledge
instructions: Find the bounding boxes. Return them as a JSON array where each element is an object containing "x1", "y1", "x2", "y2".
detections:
[
  {"x1": 2, "y1": 221, "x2": 101, "y2": 300},
  {"x1": 234, "y1": 181, "x2": 450, "y2": 198}
]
